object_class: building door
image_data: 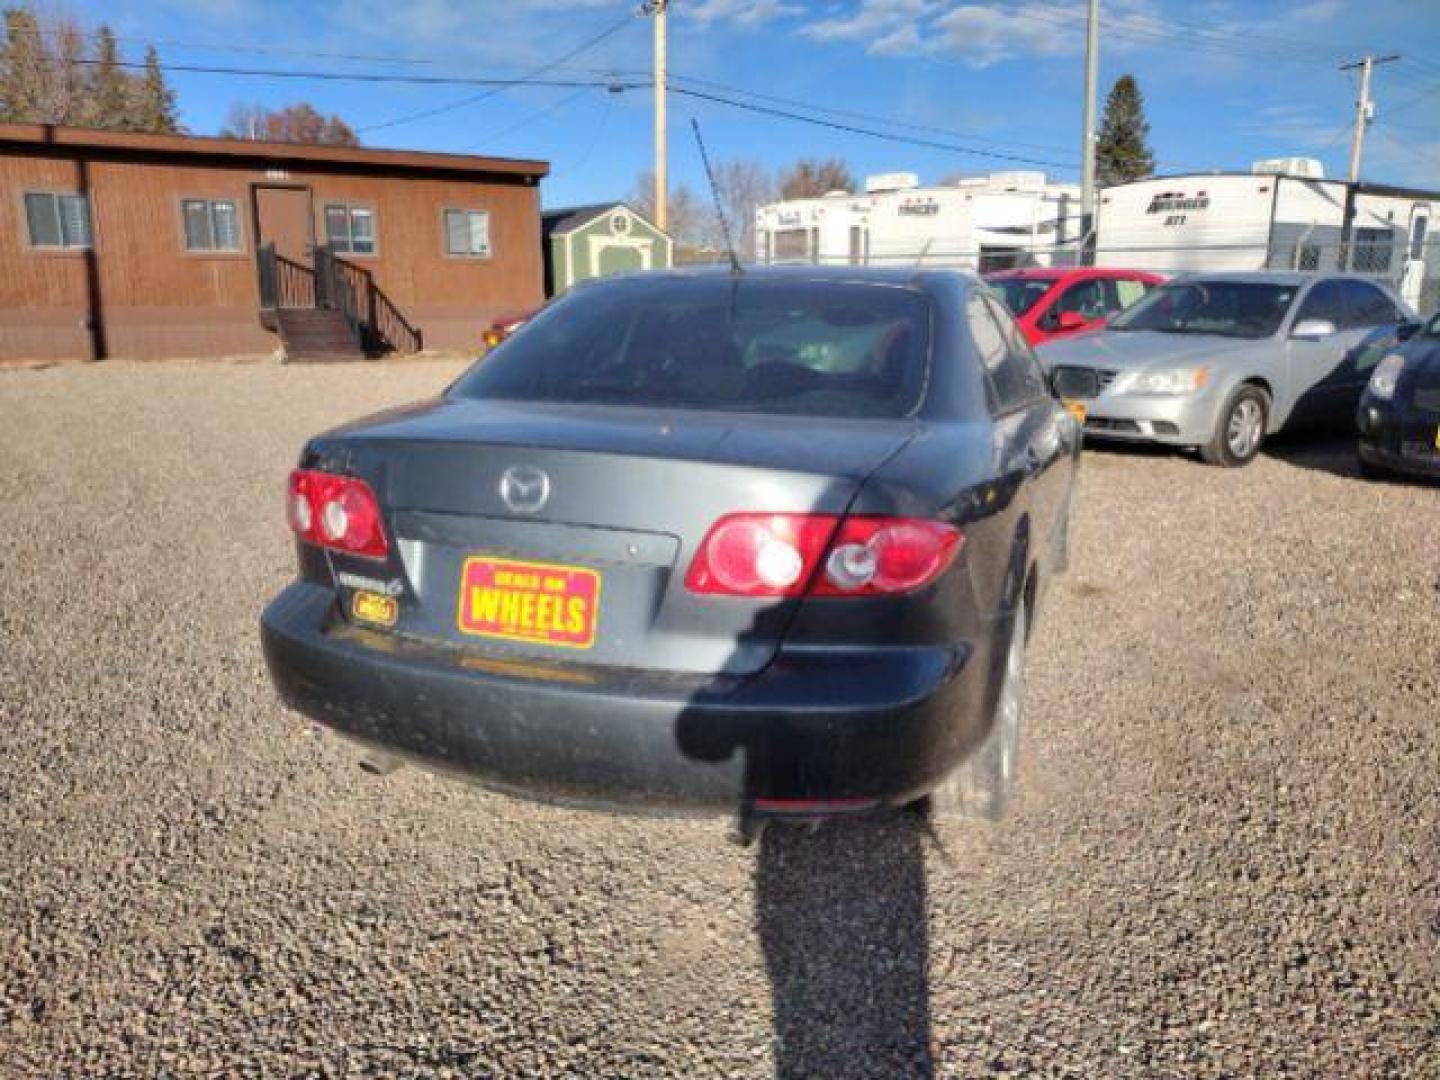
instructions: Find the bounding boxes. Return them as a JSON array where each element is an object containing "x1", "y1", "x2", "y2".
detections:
[{"x1": 254, "y1": 185, "x2": 314, "y2": 263}]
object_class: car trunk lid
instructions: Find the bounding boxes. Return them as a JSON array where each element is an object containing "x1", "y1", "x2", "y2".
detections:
[{"x1": 311, "y1": 398, "x2": 916, "y2": 675}]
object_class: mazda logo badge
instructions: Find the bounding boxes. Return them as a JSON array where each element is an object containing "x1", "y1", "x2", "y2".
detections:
[{"x1": 499, "y1": 465, "x2": 551, "y2": 514}]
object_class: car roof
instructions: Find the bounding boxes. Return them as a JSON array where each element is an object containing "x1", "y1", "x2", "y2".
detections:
[
  {"x1": 1166, "y1": 271, "x2": 1322, "y2": 286},
  {"x1": 580, "y1": 263, "x2": 981, "y2": 292}
]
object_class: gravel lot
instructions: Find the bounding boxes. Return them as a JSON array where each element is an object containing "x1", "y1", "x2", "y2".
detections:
[{"x1": 1, "y1": 360, "x2": 1436, "y2": 1078}]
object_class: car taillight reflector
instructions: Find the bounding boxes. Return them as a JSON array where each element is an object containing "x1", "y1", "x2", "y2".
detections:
[
  {"x1": 685, "y1": 513, "x2": 961, "y2": 598},
  {"x1": 287, "y1": 468, "x2": 389, "y2": 560},
  {"x1": 810, "y1": 517, "x2": 963, "y2": 596}
]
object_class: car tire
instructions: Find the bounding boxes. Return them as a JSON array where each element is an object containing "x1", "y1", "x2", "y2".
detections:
[
  {"x1": 933, "y1": 597, "x2": 1027, "y2": 821},
  {"x1": 1201, "y1": 385, "x2": 1269, "y2": 467},
  {"x1": 1356, "y1": 452, "x2": 1391, "y2": 481}
]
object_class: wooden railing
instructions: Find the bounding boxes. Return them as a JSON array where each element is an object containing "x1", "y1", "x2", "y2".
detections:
[
  {"x1": 257, "y1": 242, "x2": 422, "y2": 355},
  {"x1": 325, "y1": 253, "x2": 424, "y2": 355},
  {"x1": 257, "y1": 243, "x2": 316, "y2": 310}
]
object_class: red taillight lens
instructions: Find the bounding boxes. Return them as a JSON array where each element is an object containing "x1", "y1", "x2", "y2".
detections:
[
  {"x1": 287, "y1": 468, "x2": 389, "y2": 560},
  {"x1": 685, "y1": 513, "x2": 839, "y2": 596},
  {"x1": 685, "y1": 513, "x2": 961, "y2": 598},
  {"x1": 810, "y1": 517, "x2": 963, "y2": 596}
]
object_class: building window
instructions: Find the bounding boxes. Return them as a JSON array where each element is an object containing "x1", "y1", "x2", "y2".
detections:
[
  {"x1": 181, "y1": 198, "x2": 241, "y2": 252},
  {"x1": 443, "y1": 208, "x2": 491, "y2": 257},
  {"x1": 324, "y1": 203, "x2": 376, "y2": 255},
  {"x1": 24, "y1": 192, "x2": 92, "y2": 250}
]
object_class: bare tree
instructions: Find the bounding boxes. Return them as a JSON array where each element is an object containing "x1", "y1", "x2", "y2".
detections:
[
  {"x1": 777, "y1": 157, "x2": 856, "y2": 200},
  {"x1": 703, "y1": 158, "x2": 775, "y2": 260},
  {"x1": 220, "y1": 101, "x2": 360, "y2": 146},
  {"x1": 629, "y1": 172, "x2": 704, "y2": 251}
]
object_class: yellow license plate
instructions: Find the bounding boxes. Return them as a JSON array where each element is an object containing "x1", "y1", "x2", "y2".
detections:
[
  {"x1": 456, "y1": 556, "x2": 601, "y2": 649},
  {"x1": 1062, "y1": 398, "x2": 1087, "y2": 424},
  {"x1": 351, "y1": 590, "x2": 397, "y2": 627}
]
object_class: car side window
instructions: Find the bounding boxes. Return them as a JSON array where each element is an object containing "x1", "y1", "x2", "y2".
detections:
[
  {"x1": 1112, "y1": 278, "x2": 1149, "y2": 310},
  {"x1": 1339, "y1": 280, "x2": 1401, "y2": 328},
  {"x1": 1293, "y1": 280, "x2": 1347, "y2": 328},
  {"x1": 1046, "y1": 279, "x2": 1107, "y2": 325},
  {"x1": 970, "y1": 295, "x2": 1046, "y2": 412}
]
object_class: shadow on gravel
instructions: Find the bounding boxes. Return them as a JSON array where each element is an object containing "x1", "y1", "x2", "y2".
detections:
[
  {"x1": 1260, "y1": 428, "x2": 1368, "y2": 479},
  {"x1": 756, "y1": 813, "x2": 934, "y2": 1079}
]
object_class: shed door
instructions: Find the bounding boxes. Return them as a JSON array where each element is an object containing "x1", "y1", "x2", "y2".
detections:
[
  {"x1": 255, "y1": 186, "x2": 314, "y2": 263},
  {"x1": 598, "y1": 244, "x2": 645, "y2": 277}
]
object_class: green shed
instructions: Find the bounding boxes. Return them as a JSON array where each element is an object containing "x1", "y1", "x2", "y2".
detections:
[{"x1": 541, "y1": 203, "x2": 673, "y2": 296}]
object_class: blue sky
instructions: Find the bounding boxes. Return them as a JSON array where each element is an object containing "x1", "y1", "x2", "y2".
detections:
[{"x1": 62, "y1": 0, "x2": 1440, "y2": 206}]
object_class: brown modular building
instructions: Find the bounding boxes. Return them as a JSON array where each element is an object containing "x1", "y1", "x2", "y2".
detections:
[{"x1": 0, "y1": 124, "x2": 549, "y2": 361}]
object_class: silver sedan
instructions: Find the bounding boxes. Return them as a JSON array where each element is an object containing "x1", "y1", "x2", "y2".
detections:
[{"x1": 1038, "y1": 272, "x2": 1416, "y2": 465}]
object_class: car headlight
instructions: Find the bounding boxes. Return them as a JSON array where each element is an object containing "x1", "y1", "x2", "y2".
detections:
[
  {"x1": 1116, "y1": 366, "x2": 1210, "y2": 395},
  {"x1": 1367, "y1": 353, "x2": 1405, "y2": 400}
]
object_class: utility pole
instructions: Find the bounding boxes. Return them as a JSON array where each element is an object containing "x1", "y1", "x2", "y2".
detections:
[
  {"x1": 1341, "y1": 54, "x2": 1400, "y2": 183},
  {"x1": 1080, "y1": 0, "x2": 1100, "y2": 233},
  {"x1": 647, "y1": 0, "x2": 669, "y2": 232}
]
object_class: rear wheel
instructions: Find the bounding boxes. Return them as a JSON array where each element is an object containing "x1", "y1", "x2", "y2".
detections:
[
  {"x1": 934, "y1": 598, "x2": 1027, "y2": 820},
  {"x1": 1201, "y1": 385, "x2": 1269, "y2": 466}
]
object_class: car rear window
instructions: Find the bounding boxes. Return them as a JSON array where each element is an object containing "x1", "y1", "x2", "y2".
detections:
[{"x1": 450, "y1": 277, "x2": 932, "y2": 419}]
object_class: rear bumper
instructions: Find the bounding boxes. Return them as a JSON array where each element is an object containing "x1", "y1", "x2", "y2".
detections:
[{"x1": 260, "y1": 583, "x2": 995, "y2": 814}]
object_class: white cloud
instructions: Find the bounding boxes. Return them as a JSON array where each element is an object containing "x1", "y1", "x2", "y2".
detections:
[{"x1": 686, "y1": 0, "x2": 804, "y2": 25}]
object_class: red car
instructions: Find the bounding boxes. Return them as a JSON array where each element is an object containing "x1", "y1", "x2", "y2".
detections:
[{"x1": 985, "y1": 267, "x2": 1165, "y2": 346}]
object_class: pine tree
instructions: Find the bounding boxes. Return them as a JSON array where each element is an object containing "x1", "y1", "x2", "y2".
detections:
[
  {"x1": 133, "y1": 45, "x2": 179, "y2": 133},
  {"x1": 0, "y1": 7, "x2": 47, "y2": 123},
  {"x1": 87, "y1": 25, "x2": 129, "y2": 129},
  {"x1": 1096, "y1": 75, "x2": 1155, "y2": 187}
]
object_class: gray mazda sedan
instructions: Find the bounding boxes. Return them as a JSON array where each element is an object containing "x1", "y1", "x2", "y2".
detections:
[
  {"x1": 1040, "y1": 272, "x2": 1415, "y2": 465},
  {"x1": 261, "y1": 268, "x2": 1079, "y2": 825}
]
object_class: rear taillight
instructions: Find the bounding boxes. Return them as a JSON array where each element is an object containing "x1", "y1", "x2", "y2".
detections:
[
  {"x1": 810, "y1": 517, "x2": 962, "y2": 596},
  {"x1": 287, "y1": 468, "x2": 389, "y2": 560},
  {"x1": 685, "y1": 513, "x2": 961, "y2": 598}
]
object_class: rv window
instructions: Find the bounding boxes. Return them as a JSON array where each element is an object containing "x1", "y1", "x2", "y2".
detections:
[
  {"x1": 1410, "y1": 216, "x2": 1428, "y2": 260},
  {"x1": 1351, "y1": 228, "x2": 1394, "y2": 274}
]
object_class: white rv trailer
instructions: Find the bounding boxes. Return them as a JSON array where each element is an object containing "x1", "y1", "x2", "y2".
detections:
[
  {"x1": 754, "y1": 171, "x2": 1084, "y2": 271},
  {"x1": 1095, "y1": 159, "x2": 1437, "y2": 310}
]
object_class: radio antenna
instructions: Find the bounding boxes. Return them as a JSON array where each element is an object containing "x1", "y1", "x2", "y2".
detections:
[{"x1": 691, "y1": 118, "x2": 743, "y2": 277}]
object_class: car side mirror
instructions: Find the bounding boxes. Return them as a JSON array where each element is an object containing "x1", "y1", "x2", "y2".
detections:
[
  {"x1": 1056, "y1": 310, "x2": 1087, "y2": 330},
  {"x1": 1291, "y1": 318, "x2": 1336, "y2": 340},
  {"x1": 1396, "y1": 321, "x2": 1422, "y2": 342}
]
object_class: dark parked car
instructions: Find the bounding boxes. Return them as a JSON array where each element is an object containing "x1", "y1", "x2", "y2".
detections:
[
  {"x1": 261, "y1": 268, "x2": 1080, "y2": 825},
  {"x1": 1357, "y1": 312, "x2": 1440, "y2": 480}
]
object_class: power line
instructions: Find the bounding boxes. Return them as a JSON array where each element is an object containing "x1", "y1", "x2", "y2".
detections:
[
  {"x1": 17, "y1": 22, "x2": 439, "y2": 66},
  {"x1": 664, "y1": 71, "x2": 1077, "y2": 158},
  {"x1": 666, "y1": 84, "x2": 1078, "y2": 170},
  {"x1": 357, "y1": 11, "x2": 639, "y2": 134},
  {"x1": 463, "y1": 87, "x2": 593, "y2": 151},
  {"x1": 50, "y1": 56, "x2": 639, "y2": 91}
]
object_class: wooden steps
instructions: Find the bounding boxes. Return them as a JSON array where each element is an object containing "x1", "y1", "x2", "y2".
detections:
[{"x1": 276, "y1": 308, "x2": 365, "y2": 363}]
